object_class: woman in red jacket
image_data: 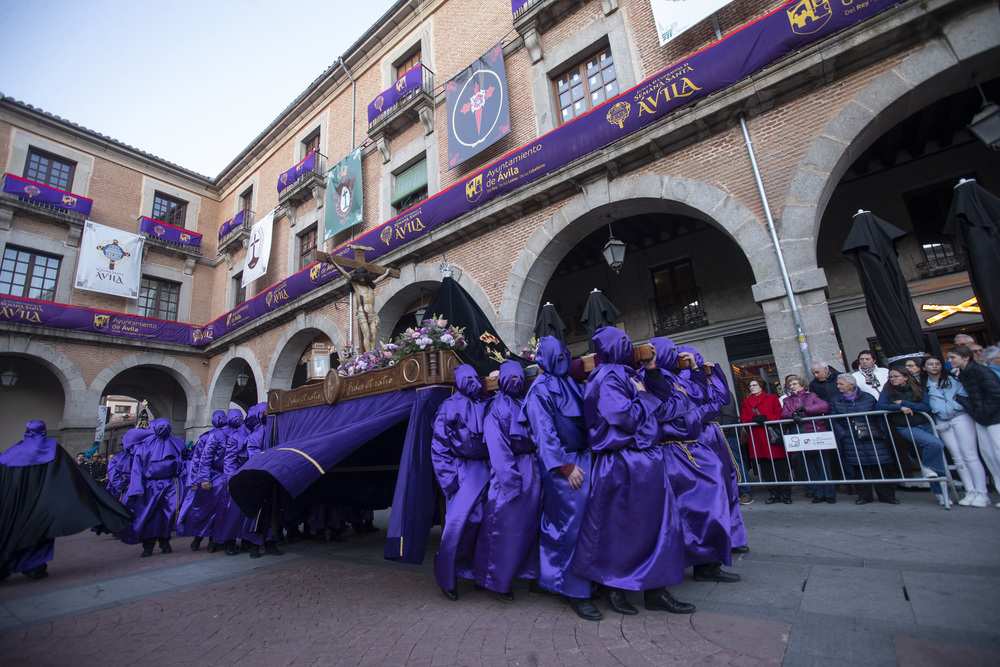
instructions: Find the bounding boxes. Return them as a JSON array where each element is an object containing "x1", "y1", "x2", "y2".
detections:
[{"x1": 740, "y1": 379, "x2": 788, "y2": 504}]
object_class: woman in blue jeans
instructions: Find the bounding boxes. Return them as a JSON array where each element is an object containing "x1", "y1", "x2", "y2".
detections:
[{"x1": 876, "y1": 364, "x2": 948, "y2": 507}]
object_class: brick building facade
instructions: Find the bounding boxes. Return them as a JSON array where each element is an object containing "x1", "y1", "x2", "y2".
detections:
[{"x1": 1, "y1": 0, "x2": 998, "y2": 451}]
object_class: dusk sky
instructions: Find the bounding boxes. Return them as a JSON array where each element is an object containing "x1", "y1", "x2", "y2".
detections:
[{"x1": 0, "y1": 0, "x2": 397, "y2": 177}]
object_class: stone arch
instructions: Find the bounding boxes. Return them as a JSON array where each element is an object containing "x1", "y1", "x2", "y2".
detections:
[
  {"x1": 496, "y1": 173, "x2": 773, "y2": 346},
  {"x1": 0, "y1": 335, "x2": 90, "y2": 430},
  {"x1": 267, "y1": 313, "x2": 343, "y2": 391},
  {"x1": 206, "y1": 345, "x2": 266, "y2": 419},
  {"x1": 780, "y1": 2, "x2": 1000, "y2": 253},
  {"x1": 89, "y1": 352, "x2": 206, "y2": 433},
  {"x1": 374, "y1": 261, "x2": 498, "y2": 341}
]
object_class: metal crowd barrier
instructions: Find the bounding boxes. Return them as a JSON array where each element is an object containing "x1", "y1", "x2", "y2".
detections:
[{"x1": 718, "y1": 410, "x2": 957, "y2": 509}]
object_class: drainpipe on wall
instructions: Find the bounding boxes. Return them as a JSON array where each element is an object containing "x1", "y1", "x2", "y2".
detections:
[
  {"x1": 738, "y1": 113, "x2": 812, "y2": 372},
  {"x1": 338, "y1": 57, "x2": 358, "y2": 346}
]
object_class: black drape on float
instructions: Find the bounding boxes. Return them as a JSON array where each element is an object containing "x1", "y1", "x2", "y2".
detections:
[
  {"x1": 423, "y1": 276, "x2": 520, "y2": 375},
  {"x1": 534, "y1": 302, "x2": 567, "y2": 343},
  {"x1": 581, "y1": 289, "x2": 621, "y2": 354},
  {"x1": 841, "y1": 211, "x2": 924, "y2": 358},
  {"x1": 945, "y1": 180, "x2": 1000, "y2": 341}
]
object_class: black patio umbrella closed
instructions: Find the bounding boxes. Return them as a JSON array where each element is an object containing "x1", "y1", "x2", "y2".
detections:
[
  {"x1": 841, "y1": 210, "x2": 924, "y2": 359},
  {"x1": 581, "y1": 289, "x2": 621, "y2": 352},
  {"x1": 534, "y1": 302, "x2": 567, "y2": 343},
  {"x1": 945, "y1": 179, "x2": 1000, "y2": 341}
]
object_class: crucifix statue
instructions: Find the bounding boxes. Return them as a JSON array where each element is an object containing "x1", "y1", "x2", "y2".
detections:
[{"x1": 315, "y1": 244, "x2": 399, "y2": 354}]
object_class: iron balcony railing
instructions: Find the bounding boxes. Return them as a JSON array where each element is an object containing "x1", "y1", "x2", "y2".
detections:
[{"x1": 649, "y1": 290, "x2": 708, "y2": 335}]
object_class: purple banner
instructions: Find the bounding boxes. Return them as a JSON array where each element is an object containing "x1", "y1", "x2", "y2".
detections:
[
  {"x1": 218, "y1": 209, "x2": 246, "y2": 241},
  {"x1": 2, "y1": 173, "x2": 93, "y2": 216},
  {"x1": 510, "y1": 0, "x2": 530, "y2": 14},
  {"x1": 0, "y1": 294, "x2": 197, "y2": 345},
  {"x1": 139, "y1": 217, "x2": 202, "y2": 248},
  {"x1": 193, "y1": 259, "x2": 344, "y2": 342},
  {"x1": 367, "y1": 65, "x2": 424, "y2": 124},
  {"x1": 277, "y1": 152, "x2": 316, "y2": 193},
  {"x1": 446, "y1": 43, "x2": 511, "y2": 169}
]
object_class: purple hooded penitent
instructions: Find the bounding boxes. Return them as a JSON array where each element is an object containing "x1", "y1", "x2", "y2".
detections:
[
  {"x1": 473, "y1": 360, "x2": 540, "y2": 593},
  {"x1": 643, "y1": 337, "x2": 734, "y2": 566},
  {"x1": 121, "y1": 418, "x2": 183, "y2": 544},
  {"x1": 430, "y1": 364, "x2": 490, "y2": 591},
  {"x1": 176, "y1": 410, "x2": 227, "y2": 540},
  {"x1": 517, "y1": 336, "x2": 591, "y2": 598},
  {"x1": 571, "y1": 326, "x2": 687, "y2": 590}
]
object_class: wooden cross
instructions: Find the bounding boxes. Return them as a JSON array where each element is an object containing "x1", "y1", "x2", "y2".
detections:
[{"x1": 311, "y1": 244, "x2": 400, "y2": 280}]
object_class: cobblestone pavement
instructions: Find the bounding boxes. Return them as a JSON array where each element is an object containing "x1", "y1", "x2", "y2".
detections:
[{"x1": 2, "y1": 488, "x2": 999, "y2": 666}]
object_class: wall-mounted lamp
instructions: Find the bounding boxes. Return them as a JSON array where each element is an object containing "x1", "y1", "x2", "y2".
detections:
[
  {"x1": 236, "y1": 370, "x2": 250, "y2": 388},
  {"x1": 0, "y1": 359, "x2": 17, "y2": 387},
  {"x1": 969, "y1": 85, "x2": 1000, "y2": 151}
]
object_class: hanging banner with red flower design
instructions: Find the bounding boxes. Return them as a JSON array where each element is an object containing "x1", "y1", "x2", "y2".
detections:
[{"x1": 445, "y1": 42, "x2": 511, "y2": 170}]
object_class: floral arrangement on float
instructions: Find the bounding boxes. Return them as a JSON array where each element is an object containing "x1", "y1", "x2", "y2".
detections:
[
  {"x1": 337, "y1": 315, "x2": 467, "y2": 377},
  {"x1": 519, "y1": 336, "x2": 540, "y2": 363}
]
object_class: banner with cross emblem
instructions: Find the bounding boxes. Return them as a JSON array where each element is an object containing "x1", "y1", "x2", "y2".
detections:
[
  {"x1": 242, "y1": 209, "x2": 275, "y2": 287},
  {"x1": 446, "y1": 42, "x2": 510, "y2": 170}
]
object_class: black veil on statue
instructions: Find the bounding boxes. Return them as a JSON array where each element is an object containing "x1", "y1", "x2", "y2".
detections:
[
  {"x1": 423, "y1": 271, "x2": 523, "y2": 376},
  {"x1": 841, "y1": 210, "x2": 924, "y2": 358},
  {"x1": 946, "y1": 179, "x2": 1000, "y2": 341}
]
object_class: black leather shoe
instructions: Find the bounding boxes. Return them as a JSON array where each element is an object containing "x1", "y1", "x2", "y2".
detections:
[
  {"x1": 249, "y1": 545, "x2": 262, "y2": 559},
  {"x1": 608, "y1": 589, "x2": 638, "y2": 615},
  {"x1": 264, "y1": 542, "x2": 284, "y2": 556},
  {"x1": 782, "y1": 497, "x2": 793, "y2": 504},
  {"x1": 644, "y1": 589, "x2": 695, "y2": 614},
  {"x1": 190, "y1": 537, "x2": 202, "y2": 551},
  {"x1": 225, "y1": 542, "x2": 239, "y2": 556},
  {"x1": 22, "y1": 564, "x2": 48, "y2": 579},
  {"x1": 765, "y1": 496, "x2": 780, "y2": 505},
  {"x1": 206, "y1": 542, "x2": 218, "y2": 553},
  {"x1": 442, "y1": 588, "x2": 458, "y2": 601},
  {"x1": 880, "y1": 498, "x2": 900, "y2": 505},
  {"x1": 826, "y1": 497, "x2": 837, "y2": 504},
  {"x1": 570, "y1": 598, "x2": 603, "y2": 621},
  {"x1": 693, "y1": 563, "x2": 741, "y2": 583},
  {"x1": 812, "y1": 496, "x2": 825, "y2": 504},
  {"x1": 159, "y1": 539, "x2": 172, "y2": 554},
  {"x1": 497, "y1": 591, "x2": 515, "y2": 603},
  {"x1": 140, "y1": 547, "x2": 153, "y2": 558},
  {"x1": 856, "y1": 498, "x2": 871, "y2": 505},
  {"x1": 732, "y1": 545, "x2": 750, "y2": 554}
]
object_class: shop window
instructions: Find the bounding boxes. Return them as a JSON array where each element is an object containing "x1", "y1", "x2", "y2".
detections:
[
  {"x1": 137, "y1": 277, "x2": 180, "y2": 321},
  {"x1": 553, "y1": 46, "x2": 617, "y2": 126},
  {"x1": 151, "y1": 192, "x2": 188, "y2": 228},
  {"x1": 0, "y1": 245, "x2": 61, "y2": 301},
  {"x1": 24, "y1": 148, "x2": 76, "y2": 191}
]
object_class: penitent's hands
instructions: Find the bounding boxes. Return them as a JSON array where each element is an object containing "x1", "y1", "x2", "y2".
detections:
[{"x1": 566, "y1": 465, "x2": 585, "y2": 490}]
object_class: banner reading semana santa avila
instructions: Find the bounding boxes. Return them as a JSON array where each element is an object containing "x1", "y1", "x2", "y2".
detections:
[
  {"x1": 242, "y1": 209, "x2": 275, "y2": 287},
  {"x1": 75, "y1": 220, "x2": 145, "y2": 298},
  {"x1": 324, "y1": 147, "x2": 364, "y2": 242},
  {"x1": 446, "y1": 42, "x2": 511, "y2": 169},
  {"x1": 650, "y1": 0, "x2": 734, "y2": 46}
]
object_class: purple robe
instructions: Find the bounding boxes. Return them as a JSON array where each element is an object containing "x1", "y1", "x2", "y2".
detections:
[
  {"x1": 110, "y1": 428, "x2": 150, "y2": 542},
  {"x1": 176, "y1": 411, "x2": 226, "y2": 538},
  {"x1": 473, "y1": 361, "x2": 541, "y2": 593},
  {"x1": 211, "y1": 409, "x2": 252, "y2": 543},
  {"x1": 572, "y1": 327, "x2": 687, "y2": 591},
  {"x1": 646, "y1": 338, "x2": 733, "y2": 566},
  {"x1": 518, "y1": 336, "x2": 591, "y2": 598},
  {"x1": 431, "y1": 365, "x2": 490, "y2": 591},
  {"x1": 121, "y1": 419, "x2": 183, "y2": 543},
  {"x1": 678, "y1": 344, "x2": 748, "y2": 549}
]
